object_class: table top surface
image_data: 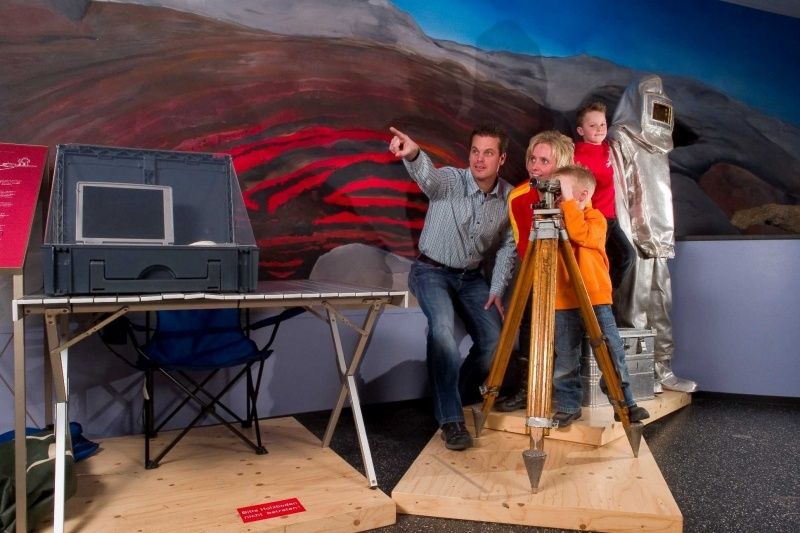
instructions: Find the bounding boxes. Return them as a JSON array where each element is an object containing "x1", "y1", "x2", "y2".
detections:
[{"x1": 15, "y1": 279, "x2": 408, "y2": 308}]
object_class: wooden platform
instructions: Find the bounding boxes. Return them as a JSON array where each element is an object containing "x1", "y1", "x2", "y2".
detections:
[
  {"x1": 464, "y1": 390, "x2": 691, "y2": 446},
  {"x1": 392, "y1": 428, "x2": 682, "y2": 532},
  {"x1": 40, "y1": 417, "x2": 395, "y2": 532}
]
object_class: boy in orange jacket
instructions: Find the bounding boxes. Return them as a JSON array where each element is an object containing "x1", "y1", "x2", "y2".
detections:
[{"x1": 538, "y1": 165, "x2": 649, "y2": 426}]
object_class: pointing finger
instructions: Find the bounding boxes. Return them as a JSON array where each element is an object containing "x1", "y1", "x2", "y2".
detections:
[{"x1": 389, "y1": 126, "x2": 407, "y2": 140}]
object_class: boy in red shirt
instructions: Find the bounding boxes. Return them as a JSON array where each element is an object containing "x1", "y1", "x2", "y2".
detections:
[
  {"x1": 547, "y1": 165, "x2": 649, "y2": 426},
  {"x1": 574, "y1": 102, "x2": 635, "y2": 288}
]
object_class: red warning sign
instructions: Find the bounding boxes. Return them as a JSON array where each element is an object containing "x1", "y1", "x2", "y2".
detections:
[
  {"x1": 237, "y1": 497, "x2": 306, "y2": 523},
  {"x1": 0, "y1": 143, "x2": 48, "y2": 271}
]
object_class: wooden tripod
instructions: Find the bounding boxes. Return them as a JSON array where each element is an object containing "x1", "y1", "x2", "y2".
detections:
[{"x1": 471, "y1": 188, "x2": 643, "y2": 492}]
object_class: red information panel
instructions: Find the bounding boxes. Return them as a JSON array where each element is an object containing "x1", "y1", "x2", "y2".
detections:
[
  {"x1": 0, "y1": 143, "x2": 48, "y2": 271},
  {"x1": 237, "y1": 497, "x2": 306, "y2": 523}
]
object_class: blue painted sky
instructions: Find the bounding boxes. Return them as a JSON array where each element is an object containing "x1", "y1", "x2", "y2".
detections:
[{"x1": 392, "y1": 0, "x2": 800, "y2": 126}]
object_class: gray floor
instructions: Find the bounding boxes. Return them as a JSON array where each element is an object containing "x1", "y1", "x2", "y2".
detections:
[{"x1": 296, "y1": 392, "x2": 800, "y2": 533}]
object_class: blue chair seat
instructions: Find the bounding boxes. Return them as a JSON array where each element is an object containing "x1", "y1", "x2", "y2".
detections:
[{"x1": 146, "y1": 309, "x2": 265, "y2": 370}]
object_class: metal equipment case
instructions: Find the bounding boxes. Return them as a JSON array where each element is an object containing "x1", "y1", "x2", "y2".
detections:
[
  {"x1": 580, "y1": 328, "x2": 655, "y2": 406},
  {"x1": 42, "y1": 144, "x2": 258, "y2": 295}
]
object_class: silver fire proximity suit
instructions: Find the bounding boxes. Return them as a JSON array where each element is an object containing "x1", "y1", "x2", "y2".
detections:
[{"x1": 608, "y1": 75, "x2": 697, "y2": 393}]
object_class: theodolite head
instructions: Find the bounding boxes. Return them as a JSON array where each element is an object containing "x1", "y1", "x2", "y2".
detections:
[{"x1": 531, "y1": 178, "x2": 561, "y2": 209}]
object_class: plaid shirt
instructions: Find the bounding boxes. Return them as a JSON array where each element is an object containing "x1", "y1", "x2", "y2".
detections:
[{"x1": 403, "y1": 150, "x2": 517, "y2": 297}]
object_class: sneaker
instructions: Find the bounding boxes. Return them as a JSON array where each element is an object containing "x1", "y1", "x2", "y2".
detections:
[
  {"x1": 614, "y1": 404, "x2": 651, "y2": 423},
  {"x1": 553, "y1": 409, "x2": 582, "y2": 428},
  {"x1": 495, "y1": 388, "x2": 527, "y2": 412},
  {"x1": 440, "y1": 422, "x2": 473, "y2": 451}
]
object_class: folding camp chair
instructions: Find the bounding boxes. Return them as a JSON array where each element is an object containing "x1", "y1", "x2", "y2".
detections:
[{"x1": 123, "y1": 307, "x2": 304, "y2": 469}]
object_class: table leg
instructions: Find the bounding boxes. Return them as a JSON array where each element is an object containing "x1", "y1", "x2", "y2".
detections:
[
  {"x1": 43, "y1": 322, "x2": 53, "y2": 427},
  {"x1": 321, "y1": 301, "x2": 384, "y2": 488},
  {"x1": 53, "y1": 396, "x2": 68, "y2": 533},
  {"x1": 12, "y1": 274, "x2": 27, "y2": 533},
  {"x1": 45, "y1": 313, "x2": 69, "y2": 533}
]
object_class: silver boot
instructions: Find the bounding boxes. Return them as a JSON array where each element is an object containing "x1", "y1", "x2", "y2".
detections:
[{"x1": 655, "y1": 361, "x2": 698, "y2": 393}]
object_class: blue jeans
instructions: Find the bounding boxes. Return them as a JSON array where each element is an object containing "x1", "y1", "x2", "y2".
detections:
[
  {"x1": 553, "y1": 305, "x2": 635, "y2": 414},
  {"x1": 408, "y1": 262, "x2": 502, "y2": 425}
]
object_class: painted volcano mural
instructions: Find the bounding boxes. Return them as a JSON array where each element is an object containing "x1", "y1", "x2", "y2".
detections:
[{"x1": 1, "y1": 0, "x2": 798, "y2": 281}]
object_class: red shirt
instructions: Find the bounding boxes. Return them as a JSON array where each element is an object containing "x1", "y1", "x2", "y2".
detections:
[
  {"x1": 508, "y1": 183, "x2": 540, "y2": 258},
  {"x1": 574, "y1": 141, "x2": 616, "y2": 218}
]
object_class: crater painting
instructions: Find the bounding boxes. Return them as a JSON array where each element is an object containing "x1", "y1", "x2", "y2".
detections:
[{"x1": 2, "y1": 0, "x2": 798, "y2": 280}]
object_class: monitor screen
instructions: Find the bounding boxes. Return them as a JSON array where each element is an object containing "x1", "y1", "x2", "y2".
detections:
[{"x1": 75, "y1": 182, "x2": 174, "y2": 244}]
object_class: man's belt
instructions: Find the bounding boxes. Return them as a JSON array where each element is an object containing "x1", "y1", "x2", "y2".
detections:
[{"x1": 417, "y1": 254, "x2": 481, "y2": 275}]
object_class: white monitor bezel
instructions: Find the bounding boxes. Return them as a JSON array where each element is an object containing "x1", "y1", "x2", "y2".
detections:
[{"x1": 75, "y1": 181, "x2": 174, "y2": 245}]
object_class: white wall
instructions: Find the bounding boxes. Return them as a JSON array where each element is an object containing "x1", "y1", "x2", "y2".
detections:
[{"x1": 670, "y1": 239, "x2": 800, "y2": 397}]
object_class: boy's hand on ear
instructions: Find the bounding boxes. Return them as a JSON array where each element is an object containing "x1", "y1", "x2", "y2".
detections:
[{"x1": 559, "y1": 179, "x2": 575, "y2": 201}]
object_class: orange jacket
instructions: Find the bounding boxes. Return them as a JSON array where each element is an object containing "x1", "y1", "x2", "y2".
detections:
[{"x1": 508, "y1": 190, "x2": 612, "y2": 310}]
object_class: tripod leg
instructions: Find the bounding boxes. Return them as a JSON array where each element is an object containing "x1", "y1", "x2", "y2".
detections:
[
  {"x1": 472, "y1": 241, "x2": 537, "y2": 436},
  {"x1": 522, "y1": 237, "x2": 559, "y2": 491},
  {"x1": 558, "y1": 236, "x2": 643, "y2": 457}
]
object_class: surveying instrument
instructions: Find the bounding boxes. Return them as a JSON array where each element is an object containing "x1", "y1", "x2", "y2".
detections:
[{"x1": 471, "y1": 176, "x2": 644, "y2": 492}]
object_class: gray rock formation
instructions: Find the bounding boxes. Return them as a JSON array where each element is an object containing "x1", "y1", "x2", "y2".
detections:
[
  {"x1": 309, "y1": 242, "x2": 413, "y2": 291},
  {"x1": 672, "y1": 172, "x2": 739, "y2": 236},
  {"x1": 699, "y1": 163, "x2": 790, "y2": 216}
]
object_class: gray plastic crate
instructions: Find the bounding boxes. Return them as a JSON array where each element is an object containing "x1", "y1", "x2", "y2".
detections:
[
  {"x1": 580, "y1": 328, "x2": 655, "y2": 407},
  {"x1": 42, "y1": 144, "x2": 258, "y2": 295}
]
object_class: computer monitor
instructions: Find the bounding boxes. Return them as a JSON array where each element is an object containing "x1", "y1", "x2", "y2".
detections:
[{"x1": 75, "y1": 182, "x2": 174, "y2": 245}]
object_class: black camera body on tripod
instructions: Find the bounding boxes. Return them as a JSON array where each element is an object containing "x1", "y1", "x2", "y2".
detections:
[{"x1": 530, "y1": 178, "x2": 561, "y2": 210}]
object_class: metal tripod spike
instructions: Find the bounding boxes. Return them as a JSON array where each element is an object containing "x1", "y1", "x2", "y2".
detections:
[
  {"x1": 624, "y1": 422, "x2": 644, "y2": 457},
  {"x1": 522, "y1": 448, "x2": 547, "y2": 493},
  {"x1": 470, "y1": 405, "x2": 487, "y2": 436}
]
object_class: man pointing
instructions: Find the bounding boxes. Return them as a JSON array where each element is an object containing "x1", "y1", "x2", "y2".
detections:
[{"x1": 389, "y1": 124, "x2": 516, "y2": 450}]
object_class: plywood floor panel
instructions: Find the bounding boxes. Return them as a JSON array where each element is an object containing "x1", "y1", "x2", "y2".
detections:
[
  {"x1": 39, "y1": 417, "x2": 395, "y2": 533},
  {"x1": 393, "y1": 428, "x2": 682, "y2": 532}
]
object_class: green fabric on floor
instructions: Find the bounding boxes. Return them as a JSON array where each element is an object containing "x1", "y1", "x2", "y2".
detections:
[{"x1": 0, "y1": 429, "x2": 77, "y2": 532}]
